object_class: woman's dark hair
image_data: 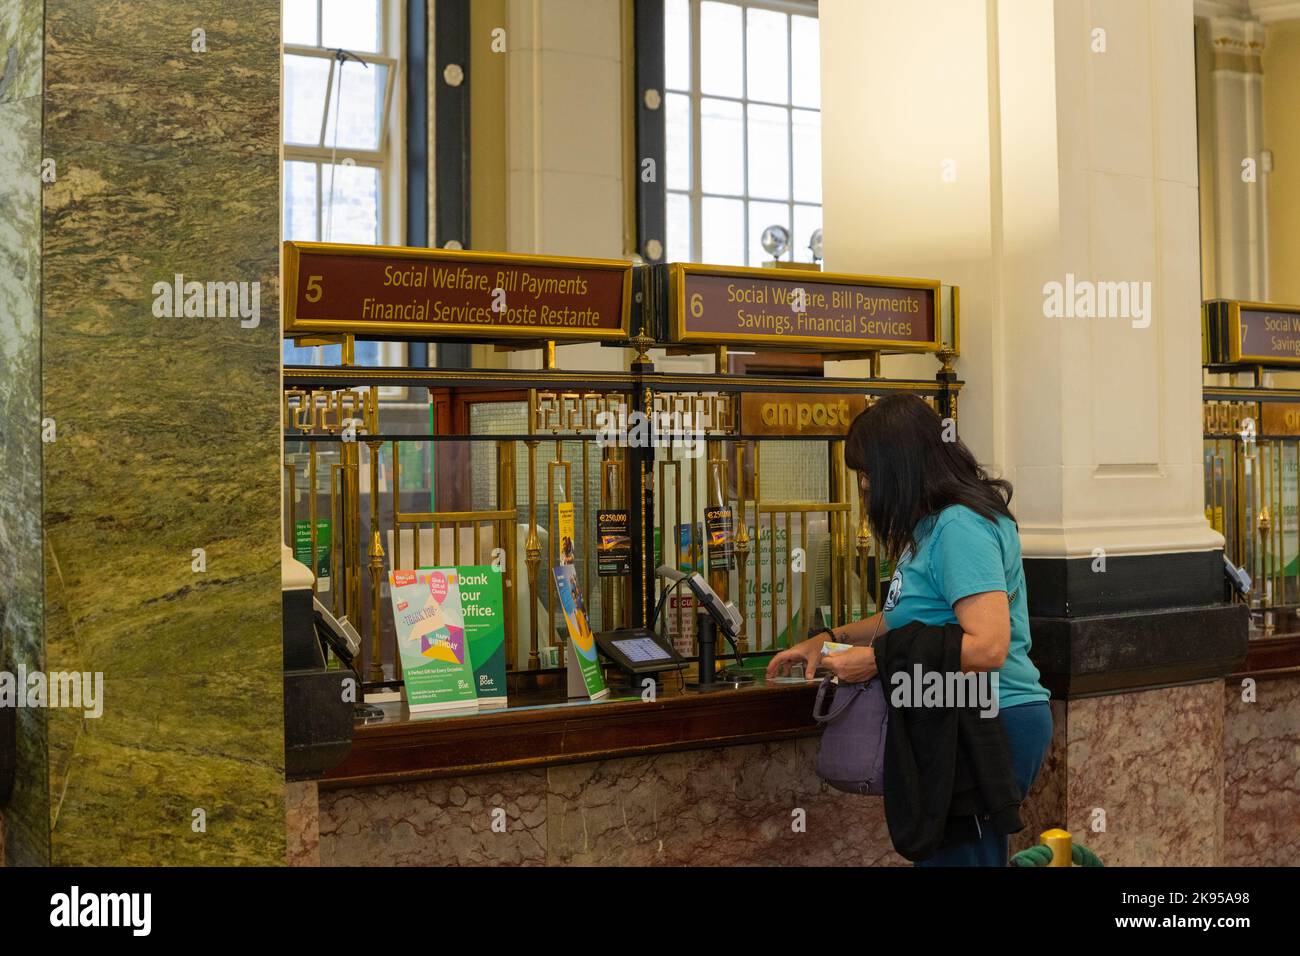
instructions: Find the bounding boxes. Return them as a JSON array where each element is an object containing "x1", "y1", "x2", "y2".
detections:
[{"x1": 844, "y1": 394, "x2": 1014, "y2": 560}]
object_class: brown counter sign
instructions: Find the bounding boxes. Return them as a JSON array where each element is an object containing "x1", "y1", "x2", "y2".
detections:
[
  {"x1": 1261, "y1": 403, "x2": 1300, "y2": 436},
  {"x1": 669, "y1": 262, "x2": 940, "y2": 351},
  {"x1": 741, "y1": 392, "x2": 869, "y2": 436},
  {"x1": 1226, "y1": 301, "x2": 1300, "y2": 365},
  {"x1": 284, "y1": 241, "x2": 632, "y2": 340}
]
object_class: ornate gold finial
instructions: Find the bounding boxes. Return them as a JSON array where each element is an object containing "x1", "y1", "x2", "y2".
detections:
[
  {"x1": 937, "y1": 343, "x2": 956, "y2": 376},
  {"x1": 629, "y1": 332, "x2": 655, "y2": 365}
]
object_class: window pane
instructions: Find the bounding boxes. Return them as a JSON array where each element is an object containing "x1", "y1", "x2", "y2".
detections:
[
  {"x1": 701, "y1": 97, "x2": 743, "y2": 196},
  {"x1": 665, "y1": 0, "x2": 691, "y2": 92},
  {"x1": 748, "y1": 200, "x2": 790, "y2": 266},
  {"x1": 747, "y1": 103, "x2": 790, "y2": 200},
  {"x1": 794, "y1": 204, "x2": 823, "y2": 264},
  {"x1": 666, "y1": 92, "x2": 691, "y2": 191},
  {"x1": 354, "y1": 341, "x2": 382, "y2": 366},
  {"x1": 793, "y1": 109, "x2": 821, "y2": 204},
  {"x1": 284, "y1": 54, "x2": 331, "y2": 146},
  {"x1": 700, "y1": 1, "x2": 743, "y2": 98},
  {"x1": 746, "y1": 8, "x2": 788, "y2": 105},
  {"x1": 701, "y1": 196, "x2": 744, "y2": 266},
  {"x1": 320, "y1": 163, "x2": 380, "y2": 244},
  {"x1": 321, "y1": 0, "x2": 381, "y2": 54},
  {"x1": 283, "y1": 0, "x2": 318, "y2": 46},
  {"x1": 791, "y1": 15, "x2": 820, "y2": 109},
  {"x1": 323, "y1": 59, "x2": 388, "y2": 151},
  {"x1": 283, "y1": 340, "x2": 318, "y2": 365},
  {"x1": 667, "y1": 191, "x2": 692, "y2": 263},
  {"x1": 284, "y1": 160, "x2": 318, "y2": 241}
]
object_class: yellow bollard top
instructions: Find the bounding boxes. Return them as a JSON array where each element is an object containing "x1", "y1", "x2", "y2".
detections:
[{"x1": 1040, "y1": 828, "x2": 1073, "y2": 867}]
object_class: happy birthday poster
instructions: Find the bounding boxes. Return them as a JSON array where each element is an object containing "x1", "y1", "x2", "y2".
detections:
[{"x1": 389, "y1": 568, "x2": 478, "y2": 712}]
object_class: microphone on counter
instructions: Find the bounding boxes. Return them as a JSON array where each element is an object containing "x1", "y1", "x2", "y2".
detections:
[
  {"x1": 652, "y1": 565, "x2": 746, "y2": 670},
  {"x1": 651, "y1": 565, "x2": 690, "y2": 630}
]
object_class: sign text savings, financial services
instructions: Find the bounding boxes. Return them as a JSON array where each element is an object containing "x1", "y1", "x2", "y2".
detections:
[{"x1": 668, "y1": 263, "x2": 941, "y2": 351}]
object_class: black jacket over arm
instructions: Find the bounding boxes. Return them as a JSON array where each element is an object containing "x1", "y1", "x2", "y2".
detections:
[{"x1": 874, "y1": 619, "x2": 1024, "y2": 862}]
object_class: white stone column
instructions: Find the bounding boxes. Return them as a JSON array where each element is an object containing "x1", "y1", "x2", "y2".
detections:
[
  {"x1": 819, "y1": 0, "x2": 1220, "y2": 560},
  {"x1": 1199, "y1": 9, "x2": 1268, "y2": 300}
]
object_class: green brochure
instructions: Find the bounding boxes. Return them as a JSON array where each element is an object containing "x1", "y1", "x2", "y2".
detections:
[
  {"x1": 458, "y1": 566, "x2": 507, "y2": 708},
  {"x1": 293, "y1": 519, "x2": 331, "y2": 592}
]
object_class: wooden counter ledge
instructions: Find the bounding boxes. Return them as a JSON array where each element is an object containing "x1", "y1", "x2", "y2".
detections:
[{"x1": 321, "y1": 680, "x2": 823, "y2": 789}]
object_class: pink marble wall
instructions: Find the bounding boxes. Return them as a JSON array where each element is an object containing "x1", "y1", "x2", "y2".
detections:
[
  {"x1": 305, "y1": 677, "x2": 1296, "y2": 867},
  {"x1": 546, "y1": 739, "x2": 903, "y2": 866},
  {"x1": 319, "y1": 769, "x2": 548, "y2": 866},
  {"x1": 315, "y1": 740, "x2": 904, "y2": 867},
  {"x1": 1223, "y1": 673, "x2": 1300, "y2": 866},
  {"x1": 285, "y1": 781, "x2": 320, "y2": 867},
  {"x1": 1058, "y1": 681, "x2": 1224, "y2": 866}
]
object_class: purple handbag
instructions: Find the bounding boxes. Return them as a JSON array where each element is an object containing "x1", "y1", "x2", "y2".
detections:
[{"x1": 813, "y1": 676, "x2": 889, "y2": 796}]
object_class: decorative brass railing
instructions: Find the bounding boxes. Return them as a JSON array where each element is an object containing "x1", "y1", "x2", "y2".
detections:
[
  {"x1": 1203, "y1": 391, "x2": 1300, "y2": 635},
  {"x1": 282, "y1": 367, "x2": 958, "y2": 691}
]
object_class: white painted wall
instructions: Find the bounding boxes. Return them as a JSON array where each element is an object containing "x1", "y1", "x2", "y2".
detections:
[
  {"x1": 505, "y1": 0, "x2": 632, "y2": 371},
  {"x1": 820, "y1": 0, "x2": 1220, "y2": 559}
]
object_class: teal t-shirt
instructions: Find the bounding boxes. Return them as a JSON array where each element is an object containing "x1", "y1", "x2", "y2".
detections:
[{"x1": 881, "y1": 504, "x2": 1049, "y2": 709}]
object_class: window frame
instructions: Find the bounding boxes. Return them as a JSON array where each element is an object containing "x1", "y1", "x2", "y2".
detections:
[
  {"x1": 281, "y1": 0, "x2": 410, "y2": 377},
  {"x1": 663, "y1": 0, "x2": 822, "y2": 267},
  {"x1": 282, "y1": 0, "x2": 404, "y2": 247}
]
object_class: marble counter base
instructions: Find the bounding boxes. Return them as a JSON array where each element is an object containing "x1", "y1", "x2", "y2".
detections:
[
  {"x1": 321, "y1": 768, "x2": 549, "y2": 866},
  {"x1": 1040, "y1": 681, "x2": 1225, "y2": 867},
  {"x1": 318, "y1": 739, "x2": 907, "y2": 867},
  {"x1": 310, "y1": 675, "x2": 1293, "y2": 867},
  {"x1": 286, "y1": 781, "x2": 320, "y2": 867},
  {"x1": 1223, "y1": 673, "x2": 1300, "y2": 866}
]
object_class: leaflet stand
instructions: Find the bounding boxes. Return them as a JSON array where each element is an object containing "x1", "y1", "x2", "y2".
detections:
[{"x1": 567, "y1": 647, "x2": 587, "y2": 699}]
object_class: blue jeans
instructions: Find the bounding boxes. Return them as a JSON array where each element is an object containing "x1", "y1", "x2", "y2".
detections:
[{"x1": 914, "y1": 700, "x2": 1053, "y2": 867}]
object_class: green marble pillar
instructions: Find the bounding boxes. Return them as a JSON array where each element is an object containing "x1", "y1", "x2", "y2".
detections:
[
  {"x1": 0, "y1": 0, "x2": 47, "y2": 869},
  {"x1": 1, "y1": 0, "x2": 285, "y2": 865}
]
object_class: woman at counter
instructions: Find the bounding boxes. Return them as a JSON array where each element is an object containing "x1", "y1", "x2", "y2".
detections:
[{"x1": 766, "y1": 394, "x2": 1051, "y2": 866}]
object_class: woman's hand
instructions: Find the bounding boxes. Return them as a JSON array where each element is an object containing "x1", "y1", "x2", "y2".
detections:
[
  {"x1": 818, "y1": 645, "x2": 878, "y2": 684},
  {"x1": 765, "y1": 636, "x2": 824, "y2": 681}
]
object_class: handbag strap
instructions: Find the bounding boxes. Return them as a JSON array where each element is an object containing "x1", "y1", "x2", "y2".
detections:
[{"x1": 812, "y1": 676, "x2": 863, "y2": 723}]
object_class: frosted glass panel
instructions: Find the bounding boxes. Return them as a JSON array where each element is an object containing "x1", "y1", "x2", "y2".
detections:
[
  {"x1": 746, "y1": 8, "x2": 789, "y2": 105},
  {"x1": 747, "y1": 103, "x2": 790, "y2": 201},
  {"x1": 700, "y1": 1, "x2": 743, "y2": 98},
  {"x1": 701, "y1": 97, "x2": 744, "y2": 196}
]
